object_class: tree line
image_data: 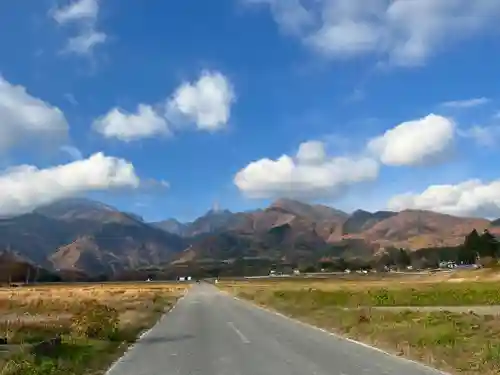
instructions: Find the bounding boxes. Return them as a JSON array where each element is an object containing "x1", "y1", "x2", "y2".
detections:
[{"x1": 313, "y1": 229, "x2": 500, "y2": 272}]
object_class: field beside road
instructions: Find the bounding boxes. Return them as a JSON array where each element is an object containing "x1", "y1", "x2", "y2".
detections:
[
  {"x1": 218, "y1": 270, "x2": 500, "y2": 374},
  {"x1": 0, "y1": 282, "x2": 188, "y2": 375}
]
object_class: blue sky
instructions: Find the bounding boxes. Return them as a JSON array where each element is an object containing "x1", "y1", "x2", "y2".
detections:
[{"x1": 1, "y1": 0, "x2": 500, "y2": 222}]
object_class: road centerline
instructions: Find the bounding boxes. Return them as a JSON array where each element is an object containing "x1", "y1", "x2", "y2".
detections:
[{"x1": 227, "y1": 321, "x2": 251, "y2": 344}]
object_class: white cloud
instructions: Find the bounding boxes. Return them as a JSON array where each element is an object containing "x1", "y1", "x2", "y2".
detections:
[
  {"x1": 93, "y1": 104, "x2": 169, "y2": 142},
  {"x1": 367, "y1": 114, "x2": 455, "y2": 166},
  {"x1": 234, "y1": 140, "x2": 379, "y2": 199},
  {"x1": 458, "y1": 124, "x2": 500, "y2": 147},
  {"x1": 296, "y1": 140, "x2": 327, "y2": 164},
  {"x1": 0, "y1": 76, "x2": 68, "y2": 153},
  {"x1": 94, "y1": 71, "x2": 235, "y2": 142},
  {"x1": 246, "y1": 0, "x2": 314, "y2": 35},
  {"x1": 65, "y1": 29, "x2": 107, "y2": 55},
  {"x1": 388, "y1": 179, "x2": 500, "y2": 218},
  {"x1": 52, "y1": 0, "x2": 99, "y2": 24},
  {"x1": 166, "y1": 71, "x2": 235, "y2": 131},
  {"x1": 52, "y1": 0, "x2": 106, "y2": 55},
  {"x1": 63, "y1": 93, "x2": 78, "y2": 106},
  {"x1": 441, "y1": 97, "x2": 490, "y2": 109},
  {"x1": 246, "y1": 0, "x2": 500, "y2": 66},
  {"x1": 0, "y1": 153, "x2": 140, "y2": 216},
  {"x1": 60, "y1": 145, "x2": 83, "y2": 160}
]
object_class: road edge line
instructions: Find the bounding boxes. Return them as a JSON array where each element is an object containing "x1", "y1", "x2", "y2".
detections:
[
  {"x1": 105, "y1": 288, "x2": 190, "y2": 374},
  {"x1": 224, "y1": 291, "x2": 451, "y2": 375}
]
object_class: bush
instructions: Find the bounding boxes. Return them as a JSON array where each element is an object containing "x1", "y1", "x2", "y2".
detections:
[
  {"x1": 0, "y1": 355, "x2": 66, "y2": 375},
  {"x1": 70, "y1": 300, "x2": 119, "y2": 339}
]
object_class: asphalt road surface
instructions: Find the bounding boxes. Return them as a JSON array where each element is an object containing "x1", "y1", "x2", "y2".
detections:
[{"x1": 106, "y1": 284, "x2": 446, "y2": 375}]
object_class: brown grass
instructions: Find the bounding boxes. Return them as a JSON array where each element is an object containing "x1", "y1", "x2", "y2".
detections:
[
  {"x1": 0, "y1": 282, "x2": 188, "y2": 375},
  {"x1": 220, "y1": 269, "x2": 500, "y2": 293}
]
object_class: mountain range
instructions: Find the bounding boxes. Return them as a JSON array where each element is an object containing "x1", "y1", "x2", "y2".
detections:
[{"x1": 0, "y1": 197, "x2": 499, "y2": 276}]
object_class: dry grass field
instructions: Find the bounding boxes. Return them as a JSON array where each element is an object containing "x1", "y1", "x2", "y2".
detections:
[
  {"x1": 0, "y1": 282, "x2": 188, "y2": 375},
  {"x1": 218, "y1": 270, "x2": 500, "y2": 374}
]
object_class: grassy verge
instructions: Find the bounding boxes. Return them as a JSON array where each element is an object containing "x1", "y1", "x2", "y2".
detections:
[
  {"x1": 220, "y1": 278, "x2": 500, "y2": 374},
  {"x1": 267, "y1": 282, "x2": 500, "y2": 307},
  {"x1": 0, "y1": 283, "x2": 188, "y2": 375}
]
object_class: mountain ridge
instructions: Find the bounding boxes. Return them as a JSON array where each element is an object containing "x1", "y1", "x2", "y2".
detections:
[{"x1": 0, "y1": 197, "x2": 498, "y2": 275}]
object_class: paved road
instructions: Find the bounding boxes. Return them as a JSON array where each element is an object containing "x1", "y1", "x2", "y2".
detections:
[{"x1": 106, "y1": 284, "x2": 446, "y2": 375}]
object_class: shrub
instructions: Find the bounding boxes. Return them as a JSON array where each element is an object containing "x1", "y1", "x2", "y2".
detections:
[
  {"x1": 70, "y1": 300, "x2": 119, "y2": 339},
  {"x1": 0, "y1": 355, "x2": 66, "y2": 375}
]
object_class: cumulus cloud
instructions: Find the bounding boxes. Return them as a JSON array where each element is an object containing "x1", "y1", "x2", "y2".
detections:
[
  {"x1": 296, "y1": 140, "x2": 327, "y2": 164},
  {"x1": 166, "y1": 71, "x2": 235, "y2": 131},
  {"x1": 52, "y1": 0, "x2": 98, "y2": 24},
  {"x1": 95, "y1": 71, "x2": 235, "y2": 141},
  {"x1": 0, "y1": 153, "x2": 140, "y2": 216},
  {"x1": 0, "y1": 76, "x2": 68, "y2": 153},
  {"x1": 93, "y1": 104, "x2": 170, "y2": 142},
  {"x1": 245, "y1": 0, "x2": 500, "y2": 66},
  {"x1": 388, "y1": 179, "x2": 500, "y2": 218},
  {"x1": 234, "y1": 140, "x2": 379, "y2": 199},
  {"x1": 51, "y1": 0, "x2": 106, "y2": 55},
  {"x1": 441, "y1": 97, "x2": 490, "y2": 109},
  {"x1": 367, "y1": 114, "x2": 455, "y2": 166}
]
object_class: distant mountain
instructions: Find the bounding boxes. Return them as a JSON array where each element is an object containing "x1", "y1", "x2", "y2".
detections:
[
  {"x1": 153, "y1": 209, "x2": 253, "y2": 237},
  {"x1": 151, "y1": 219, "x2": 188, "y2": 236},
  {"x1": 185, "y1": 209, "x2": 249, "y2": 237},
  {"x1": 124, "y1": 212, "x2": 145, "y2": 222},
  {"x1": 34, "y1": 198, "x2": 140, "y2": 225},
  {"x1": 175, "y1": 202, "x2": 493, "y2": 263},
  {"x1": 361, "y1": 210, "x2": 490, "y2": 250},
  {"x1": 270, "y1": 198, "x2": 348, "y2": 221},
  {"x1": 0, "y1": 213, "x2": 78, "y2": 264},
  {"x1": 342, "y1": 209, "x2": 397, "y2": 235},
  {"x1": 49, "y1": 220, "x2": 186, "y2": 275},
  {"x1": 2, "y1": 199, "x2": 186, "y2": 275},
  {"x1": 2, "y1": 197, "x2": 497, "y2": 274},
  {"x1": 178, "y1": 200, "x2": 353, "y2": 263}
]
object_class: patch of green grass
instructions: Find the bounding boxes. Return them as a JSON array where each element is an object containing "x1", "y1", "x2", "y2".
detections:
[
  {"x1": 264, "y1": 282, "x2": 500, "y2": 307},
  {"x1": 1, "y1": 337, "x2": 119, "y2": 375}
]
